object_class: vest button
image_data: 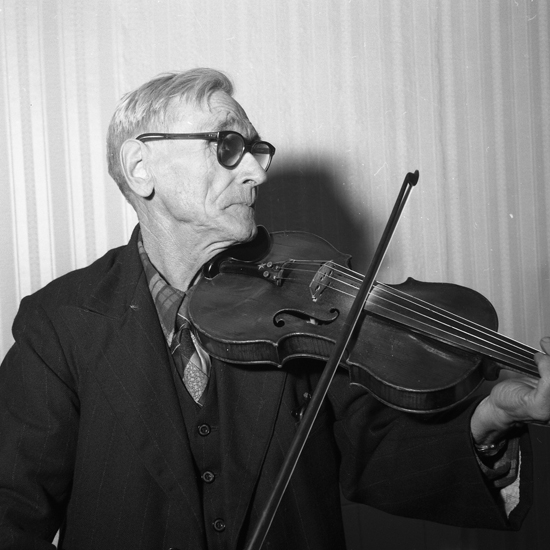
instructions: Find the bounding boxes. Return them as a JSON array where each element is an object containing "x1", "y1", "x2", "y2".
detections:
[
  {"x1": 198, "y1": 423, "x2": 211, "y2": 436},
  {"x1": 201, "y1": 470, "x2": 215, "y2": 483},
  {"x1": 213, "y1": 518, "x2": 226, "y2": 532}
]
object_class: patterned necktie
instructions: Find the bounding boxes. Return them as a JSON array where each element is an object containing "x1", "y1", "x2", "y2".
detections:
[{"x1": 171, "y1": 313, "x2": 209, "y2": 405}]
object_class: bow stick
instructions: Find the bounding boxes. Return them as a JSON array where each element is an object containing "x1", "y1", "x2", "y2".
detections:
[{"x1": 243, "y1": 170, "x2": 419, "y2": 550}]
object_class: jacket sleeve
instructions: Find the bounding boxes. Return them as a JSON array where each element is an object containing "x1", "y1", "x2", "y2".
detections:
[
  {"x1": 0, "y1": 296, "x2": 79, "y2": 549},
  {"x1": 328, "y1": 369, "x2": 533, "y2": 530}
]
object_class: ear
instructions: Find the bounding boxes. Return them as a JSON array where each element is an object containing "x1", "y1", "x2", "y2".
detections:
[{"x1": 120, "y1": 139, "x2": 155, "y2": 199}]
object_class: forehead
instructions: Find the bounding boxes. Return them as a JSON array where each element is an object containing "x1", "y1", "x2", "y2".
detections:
[{"x1": 169, "y1": 91, "x2": 256, "y2": 136}]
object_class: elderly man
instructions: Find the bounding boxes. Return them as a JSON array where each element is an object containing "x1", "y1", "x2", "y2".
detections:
[{"x1": 1, "y1": 68, "x2": 550, "y2": 550}]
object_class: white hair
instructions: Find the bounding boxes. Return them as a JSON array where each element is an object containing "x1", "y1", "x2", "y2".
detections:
[{"x1": 106, "y1": 68, "x2": 234, "y2": 200}]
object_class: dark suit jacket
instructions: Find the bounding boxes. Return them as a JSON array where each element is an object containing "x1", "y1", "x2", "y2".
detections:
[{"x1": 0, "y1": 227, "x2": 533, "y2": 550}]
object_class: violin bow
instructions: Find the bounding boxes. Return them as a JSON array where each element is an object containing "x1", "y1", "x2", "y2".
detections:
[{"x1": 243, "y1": 170, "x2": 420, "y2": 550}]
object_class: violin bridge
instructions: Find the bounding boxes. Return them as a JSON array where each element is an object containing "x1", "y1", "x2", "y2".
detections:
[{"x1": 309, "y1": 262, "x2": 334, "y2": 302}]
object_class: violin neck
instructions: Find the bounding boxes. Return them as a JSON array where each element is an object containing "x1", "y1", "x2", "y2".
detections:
[{"x1": 365, "y1": 282, "x2": 540, "y2": 380}]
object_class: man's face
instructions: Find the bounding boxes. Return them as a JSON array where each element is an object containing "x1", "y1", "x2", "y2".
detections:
[{"x1": 146, "y1": 91, "x2": 267, "y2": 248}]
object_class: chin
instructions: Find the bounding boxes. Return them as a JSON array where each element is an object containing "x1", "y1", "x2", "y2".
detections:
[
  {"x1": 221, "y1": 218, "x2": 257, "y2": 246},
  {"x1": 246, "y1": 223, "x2": 259, "y2": 240},
  {"x1": 239, "y1": 221, "x2": 258, "y2": 243}
]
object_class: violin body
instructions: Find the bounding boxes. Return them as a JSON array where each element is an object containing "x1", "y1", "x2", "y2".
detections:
[
  {"x1": 191, "y1": 229, "x2": 355, "y2": 365},
  {"x1": 189, "y1": 228, "x2": 519, "y2": 413},
  {"x1": 347, "y1": 282, "x2": 493, "y2": 413}
]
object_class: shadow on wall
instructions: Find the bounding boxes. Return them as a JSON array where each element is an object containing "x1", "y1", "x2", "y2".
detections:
[{"x1": 255, "y1": 162, "x2": 377, "y2": 275}]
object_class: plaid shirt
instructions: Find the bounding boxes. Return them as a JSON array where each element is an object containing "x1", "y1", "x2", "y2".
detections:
[{"x1": 137, "y1": 235, "x2": 210, "y2": 373}]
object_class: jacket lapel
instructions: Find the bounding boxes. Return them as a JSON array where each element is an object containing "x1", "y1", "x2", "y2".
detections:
[{"x1": 69, "y1": 227, "x2": 204, "y2": 533}]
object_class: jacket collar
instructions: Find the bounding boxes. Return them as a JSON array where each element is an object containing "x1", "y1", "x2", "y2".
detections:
[{"x1": 83, "y1": 224, "x2": 146, "y2": 319}]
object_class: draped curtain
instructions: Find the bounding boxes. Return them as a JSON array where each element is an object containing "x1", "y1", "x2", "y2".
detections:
[{"x1": 1, "y1": 0, "x2": 549, "y2": 548}]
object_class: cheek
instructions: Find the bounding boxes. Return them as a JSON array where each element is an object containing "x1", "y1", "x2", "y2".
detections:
[
  {"x1": 202, "y1": 172, "x2": 237, "y2": 207},
  {"x1": 151, "y1": 152, "x2": 236, "y2": 215},
  {"x1": 154, "y1": 158, "x2": 202, "y2": 201}
]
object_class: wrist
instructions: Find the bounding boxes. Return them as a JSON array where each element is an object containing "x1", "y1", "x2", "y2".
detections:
[{"x1": 470, "y1": 396, "x2": 517, "y2": 447}]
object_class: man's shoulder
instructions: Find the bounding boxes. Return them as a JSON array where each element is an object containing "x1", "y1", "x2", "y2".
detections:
[{"x1": 26, "y1": 231, "x2": 140, "y2": 311}]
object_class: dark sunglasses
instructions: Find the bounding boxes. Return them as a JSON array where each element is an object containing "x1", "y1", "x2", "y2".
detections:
[{"x1": 135, "y1": 130, "x2": 276, "y2": 171}]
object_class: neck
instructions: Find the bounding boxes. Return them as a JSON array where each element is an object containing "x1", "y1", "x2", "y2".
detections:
[{"x1": 138, "y1": 218, "x2": 224, "y2": 291}]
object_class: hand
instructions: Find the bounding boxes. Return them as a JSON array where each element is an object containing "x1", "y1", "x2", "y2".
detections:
[{"x1": 470, "y1": 337, "x2": 550, "y2": 446}]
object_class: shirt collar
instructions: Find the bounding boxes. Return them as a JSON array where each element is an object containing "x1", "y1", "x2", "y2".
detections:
[{"x1": 137, "y1": 233, "x2": 185, "y2": 346}]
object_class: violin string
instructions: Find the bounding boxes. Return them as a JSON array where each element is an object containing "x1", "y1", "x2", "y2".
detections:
[
  {"x1": 293, "y1": 259, "x2": 537, "y2": 359},
  {"x1": 277, "y1": 260, "x2": 531, "y2": 360},
  {"x1": 357, "y1": 280, "x2": 536, "y2": 367},
  {"x1": 279, "y1": 260, "x2": 538, "y2": 374},
  {"x1": 366, "y1": 293, "x2": 536, "y2": 373},
  {"x1": 369, "y1": 285, "x2": 537, "y2": 369},
  {"x1": 374, "y1": 282, "x2": 537, "y2": 357}
]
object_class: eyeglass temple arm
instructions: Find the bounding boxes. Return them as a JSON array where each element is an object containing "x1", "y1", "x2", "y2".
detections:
[{"x1": 136, "y1": 132, "x2": 219, "y2": 142}]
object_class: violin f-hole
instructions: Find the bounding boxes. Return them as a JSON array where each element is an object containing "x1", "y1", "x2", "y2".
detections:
[{"x1": 273, "y1": 308, "x2": 340, "y2": 327}]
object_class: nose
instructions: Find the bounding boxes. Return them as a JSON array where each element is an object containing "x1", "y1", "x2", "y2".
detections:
[{"x1": 241, "y1": 151, "x2": 268, "y2": 186}]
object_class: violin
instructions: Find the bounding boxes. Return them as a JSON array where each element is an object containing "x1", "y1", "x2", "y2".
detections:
[{"x1": 188, "y1": 225, "x2": 540, "y2": 413}]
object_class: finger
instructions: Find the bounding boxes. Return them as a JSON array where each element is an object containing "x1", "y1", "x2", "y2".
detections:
[
  {"x1": 535, "y1": 353, "x2": 550, "y2": 390},
  {"x1": 535, "y1": 347, "x2": 550, "y2": 381},
  {"x1": 531, "y1": 350, "x2": 550, "y2": 420},
  {"x1": 535, "y1": 337, "x2": 550, "y2": 378},
  {"x1": 540, "y1": 336, "x2": 550, "y2": 355}
]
